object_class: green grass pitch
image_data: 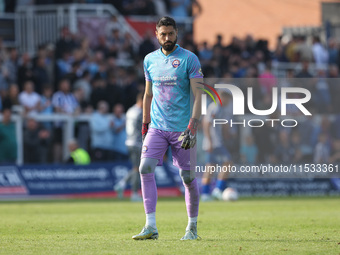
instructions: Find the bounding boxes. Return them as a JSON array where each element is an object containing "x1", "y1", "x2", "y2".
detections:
[{"x1": 0, "y1": 197, "x2": 339, "y2": 255}]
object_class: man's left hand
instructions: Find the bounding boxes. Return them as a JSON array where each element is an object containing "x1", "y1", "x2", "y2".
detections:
[{"x1": 178, "y1": 118, "x2": 199, "y2": 150}]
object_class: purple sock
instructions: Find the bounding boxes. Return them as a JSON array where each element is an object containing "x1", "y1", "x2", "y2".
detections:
[
  {"x1": 140, "y1": 173, "x2": 157, "y2": 214},
  {"x1": 184, "y1": 178, "x2": 200, "y2": 218}
]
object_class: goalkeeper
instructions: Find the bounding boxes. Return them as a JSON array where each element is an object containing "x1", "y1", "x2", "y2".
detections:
[{"x1": 132, "y1": 16, "x2": 203, "y2": 241}]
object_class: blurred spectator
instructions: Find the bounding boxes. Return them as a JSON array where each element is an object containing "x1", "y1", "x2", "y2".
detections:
[
  {"x1": 73, "y1": 85, "x2": 91, "y2": 152},
  {"x1": 121, "y1": 0, "x2": 137, "y2": 15},
  {"x1": 123, "y1": 69, "x2": 139, "y2": 110},
  {"x1": 327, "y1": 38, "x2": 338, "y2": 65},
  {"x1": 294, "y1": 36, "x2": 313, "y2": 62},
  {"x1": 17, "y1": 53, "x2": 33, "y2": 91},
  {"x1": 90, "y1": 100, "x2": 113, "y2": 162},
  {"x1": 18, "y1": 81, "x2": 40, "y2": 115},
  {"x1": 111, "y1": 103, "x2": 128, "y2": 160},
  {"x1": 240, "y1": 135, "x2": 258, "y2": 164},
  {"x1": 73, "y1": 70, "x2": 92, "y2": 103},
  {"x1": 1, "y1": 83, "x2": 20, "y2": 111},
  {"x1": 170, "y1": 0, "x2": 191, "y2": 17},
  {"x1": 314, "y1": 116, "x2": 332, "y2": 148},
  {"x1": 106, "y1": 74, "x2": 125, "y2": 110},
  {"x1": 314, "y1": 133, "x2": 330, "y2": 164},
  {"x1": 213, "y1": 34, "x2": 224, "y2": 51},
  {"x1": 0, "y1": 109, "x2": 17, "y2": 164},
  {"x1": 314, "y1": 67, "x2": 331, "y2": 113},
  {"x1": 290, "y1": 130, "x2": 303, "y2": 163},
  {"x1": 39, "y1": 85, "x2": 54, "y2": 130},
  {"x1": 153, "y1": 0, "x2": 168, "y2": 16},
  {"x1": 52, "y1": 79, "x2": 79, "y2": 162},
  {"x1": 331, "y1": 115, "x2": 340, "y2": 140},
  {"x1": 274, "y1": 131, "x2": 295, "y2": 164},
  {"x1": 254, "y1": 50, "x2": 266, "y2": 74},
  {"x1": 23, "y1": 115, "x2": 51, "y2": 163},
  {"x1": 52, "y1": 79, "x2": 79, "y2": 114},
  {"x1": 118, "y1": 33, "x2": 135, "y2": 61},
  {"x1": 280, "y1": 69, "x2": 294, "y2": 88},
  {"x1": 329, "y1": 139, "x2": 340, "y2": 164},
  {"x1": 312, "y1": 36, "x2": 329, "y2": 68},
  {"x1": 64, "y1": 61, "x2": 82, "y2": 87},
  {"x1": 252, "y1": 121, "x2": 277, "y2": 163},
  {"x1": 199, "y1": 41, "x2": 213, "y2": 63},
  {"x1": 328, "y1": 65, "x2": 340, "y2": 113},
  {"x1": 87, "y1": 51, "x2": 103, "y2": 77},
  {"x1": 105, "y1": 15, "x2": 120, "y2": 38},
  {"x1": 115, "y1": 92, "x2": 144, "y2": 201},
  {"x1": 258, "y1": 62, "x2": 276, "y2": 95},
  {"x1": 107, "y1": 29, "x2": 124, "y2": 58},
  {"x1": 73, "y1": 86, "x2": 88, "y2": 112},
  {"x1": 3, "y1": 48, "x2": 19, "y2": 84},
  {"x1": 295, "y1": 61, "x2": 312, "y2": 78},
  {"x1": 55, "y1": 26, "x2": 78, "y2": 60},
  {"x1": 77, "y1": 38, "x2": 91, "y2": 62},
  {"x1": 94, "y1": 37, "x2": 109, "y2": 57},
  {"x1": 66, "y1": 139, "x2": 91, "y2": 165},
  {"x1": 33, "y1": 56, "x2": 50, "y2": 94},
  {"x1": 56, "y1": 50, "x2": 72, "y2": 83},
  {"x1": 121, "y1": 0, "x2": 156, "y2": 15},
  {"x1": 136, "y1": 0, "x2": 156, "y2": 15},
  {"x1": 138, "y1": 30, "x2": 156, "y2": 60},
  {"x1": 273, "y1": 36, "x2": 289, "y2": 62},
  {"x1": 0, "y1": 70, "x2": 9, "y2": 94},
  {"x1": 90, "y1": 77, "x2": 108, "y2": 109}
]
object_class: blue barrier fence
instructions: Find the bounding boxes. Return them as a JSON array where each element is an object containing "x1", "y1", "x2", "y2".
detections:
[
  {"x1": 0, "y1": 162, "x2": 180, "y2": 198},
  {"x1": 0, "y1": 162, "x2": 339, "y2": 199}
]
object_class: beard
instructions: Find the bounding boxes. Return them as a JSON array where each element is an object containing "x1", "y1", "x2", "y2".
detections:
[{"x1": 159, "y1": 36, "x2": 177, "y2": 52}]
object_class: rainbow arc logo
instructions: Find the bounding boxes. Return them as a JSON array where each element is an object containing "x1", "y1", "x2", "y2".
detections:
[{"x1": 198, "y1": 82, "x2": 222, "y2": 115}]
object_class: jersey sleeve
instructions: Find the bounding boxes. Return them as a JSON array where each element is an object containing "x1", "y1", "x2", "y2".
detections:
[
  {"x1": 188, "y1": 53, "x2": 203, "y2": 79},
  {"x1": 143, "y1": 56, "x2": 151, "y2": 82}
]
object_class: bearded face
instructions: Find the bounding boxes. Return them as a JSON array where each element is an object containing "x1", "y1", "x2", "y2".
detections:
[{"x1": 156, "y1": 26, "x2": 178, "y2": 53}]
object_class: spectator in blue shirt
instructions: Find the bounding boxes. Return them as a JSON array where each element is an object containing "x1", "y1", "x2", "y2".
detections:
[
  {"x1": 111, "y1": 103, "x2": 128, "y2": 160},
  {"x1": 90, "y1": 100, "x2": 114, "y2": 162}
]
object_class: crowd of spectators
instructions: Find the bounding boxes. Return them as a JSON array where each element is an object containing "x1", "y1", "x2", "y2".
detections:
[
  {"x1": 0, "y1": 3, "x2": 340, "y2": 165},
  {"x1": 196, "y1": 33, "x2": 340, "y2": 165}
]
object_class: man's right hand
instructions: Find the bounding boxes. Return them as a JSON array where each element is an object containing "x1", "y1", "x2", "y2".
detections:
[{"x1": 142, "y1": 123, "x2": 149, "y2": 142}]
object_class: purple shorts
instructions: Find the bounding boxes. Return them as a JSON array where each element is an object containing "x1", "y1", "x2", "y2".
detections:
[{"x1": 141, "y1": 128, "x2": 196, "y2": 170}]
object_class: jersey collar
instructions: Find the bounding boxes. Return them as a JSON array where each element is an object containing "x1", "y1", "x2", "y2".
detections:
[{"x1": 159, "y1": 44, "x2": 180, "y2": 58}]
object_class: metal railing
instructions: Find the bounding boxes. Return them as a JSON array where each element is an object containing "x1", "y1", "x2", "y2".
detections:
[
  {"x1": 282, "y1": 26, "x2": 323, "y2": 37},
  {"x1": 271, "y1": 61, "x2": 318, "y2": 78},
  {"x1": 0, "y1": 113, "x2": 100, "y2": 165},
  {"x1": 0, "y1": 13, "x2": 16, "y2": 47},
  {"x1": 14, "y1": 4, "x2": 142, "y2": 54},
  {"x1": 126, "y1": 15, "x2": 193, "y2": 32}
]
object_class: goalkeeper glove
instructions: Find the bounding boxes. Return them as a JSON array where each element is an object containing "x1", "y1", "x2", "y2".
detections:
[
  {"x1": 178, "y1": 118, "x2": 199, "y2": 150},
  {"x1": 142, "y1": 122, "x2": 149, "y2": 142}
]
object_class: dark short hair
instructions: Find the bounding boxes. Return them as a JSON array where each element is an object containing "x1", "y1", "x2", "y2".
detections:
[{"x1": 156, "y1": 16, "x2": 177, "y2": 30}]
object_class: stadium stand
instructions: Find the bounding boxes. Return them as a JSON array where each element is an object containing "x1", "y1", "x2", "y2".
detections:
[{"x1": 0, "y1": 1, "x2": 340, "y2": 166}]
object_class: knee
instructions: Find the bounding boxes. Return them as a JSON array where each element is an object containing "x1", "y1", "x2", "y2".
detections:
[
  {"x1": 180, "y1": 169, "x2": 195, "y2": 184},
  {"x1": 139, "y1": 158, "x2": 158, "y2": 174}
]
